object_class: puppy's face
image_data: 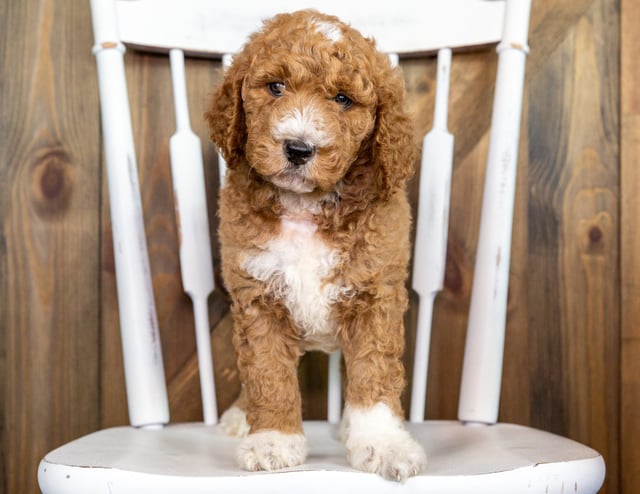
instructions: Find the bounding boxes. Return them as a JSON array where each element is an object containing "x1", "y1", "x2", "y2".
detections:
[
  {"x1": 239, "y1": 14, "x2": 378, "y2": 194},
  {"x1": 208, "y1": 10, "x2": 415, "y2": 201}
]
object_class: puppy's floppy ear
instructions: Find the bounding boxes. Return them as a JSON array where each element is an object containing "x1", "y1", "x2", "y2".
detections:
[
  {"x1": 205, "y1": 55, "x2": 250, "y2": 168},
  {"x1": 371, "y1": 55, "x2": 416, "y2": 201}
]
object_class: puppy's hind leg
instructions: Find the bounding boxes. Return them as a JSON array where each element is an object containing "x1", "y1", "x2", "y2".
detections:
[{"x1": 218, "y1": 386, "x2": 250, "y2": 438}]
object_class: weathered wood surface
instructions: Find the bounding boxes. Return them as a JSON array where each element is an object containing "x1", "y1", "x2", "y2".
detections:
[
  {"x1": 620, "y1": 0, "x2": 640, "y2": 491},
  {"x1": 0, "y1": 0, "x2": 631, "y2": 493},
  {"x1": 0, "y1": 1, "x2": 102, "y2": 493}
]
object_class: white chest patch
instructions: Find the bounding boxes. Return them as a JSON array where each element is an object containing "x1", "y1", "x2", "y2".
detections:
[{"x1": 242, "y1": 218, "x2": 345, "y2": 350}]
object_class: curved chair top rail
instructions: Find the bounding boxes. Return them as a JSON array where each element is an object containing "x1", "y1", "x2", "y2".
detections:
[{"x1": 115, "y1": 0, "x2": 506, "y2": 58}]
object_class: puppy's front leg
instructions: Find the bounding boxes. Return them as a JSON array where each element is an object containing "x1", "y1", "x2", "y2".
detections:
[
  {"x1": 339, "y1": 301, "x2": 427, "y2": 481},
  {"x1": 232, "y1": 302, "x2": 307, "y2": 471}
]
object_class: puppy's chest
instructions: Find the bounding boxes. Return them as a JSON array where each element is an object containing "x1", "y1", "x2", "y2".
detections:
[{"x1": 241, "y1": 218, "x2": 346, "y2": 350}]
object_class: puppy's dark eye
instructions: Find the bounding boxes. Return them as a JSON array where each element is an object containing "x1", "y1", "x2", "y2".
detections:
[
  {"x1": 333, "y1": 93, "x2": 353, "y2": 109},
  {"x1": 268, "y1": 82, "x2": 286, "y2": 97}
]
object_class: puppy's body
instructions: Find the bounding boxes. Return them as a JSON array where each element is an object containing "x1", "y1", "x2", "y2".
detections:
[{"x1": 208, "y1": 10, "x2": 427, "y2": 481}]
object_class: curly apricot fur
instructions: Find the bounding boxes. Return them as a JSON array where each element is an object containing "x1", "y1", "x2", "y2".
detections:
[{"x1": 207, "y1": 10, "x2": 416, "y2": 436}]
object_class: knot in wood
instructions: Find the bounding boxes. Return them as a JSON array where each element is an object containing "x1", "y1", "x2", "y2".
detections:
[
  {"x1": 31, "y1": 147, "x2": 73, "y2": 218},
  {"x1": 588, "y1": 225, "x2": 603, "y2": 244}
]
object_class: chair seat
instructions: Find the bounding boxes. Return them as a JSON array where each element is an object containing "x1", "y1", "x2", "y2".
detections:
[{"x1": 38, "y1": 420, "x2": 605, "y2": 494}]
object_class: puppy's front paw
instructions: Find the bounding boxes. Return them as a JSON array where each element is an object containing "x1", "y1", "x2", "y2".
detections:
[
  {"x1": 237, "y1": 431, "x2": 307, "y2": 471},
  {"x1": 344, "y1": 403, "x2": 427, "y2": 482},
  {"x1": 218, "y1": 406, "x2": 250, "y2": 438},
  {"x1": 347, "y1": 433, "x2": 427, "y2": 481}
]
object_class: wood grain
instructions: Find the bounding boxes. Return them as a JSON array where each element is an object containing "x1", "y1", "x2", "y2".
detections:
[
  {"x1": 620, "y1": 0, "x2": 640, "y2": 491},
  {"x1": 524, "y1": 3, "x2": 620, "y2": 492},
  {"x1": 0, "y1": 1, "x2": 101, "y2": 493}
]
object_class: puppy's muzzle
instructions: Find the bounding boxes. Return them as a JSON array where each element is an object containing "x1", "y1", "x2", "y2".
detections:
[{"x1": 284, "y1": 139, "x2": 316, "y2": 167}]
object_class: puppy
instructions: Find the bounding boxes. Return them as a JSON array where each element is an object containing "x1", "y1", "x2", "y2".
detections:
[{"x1": 206, "y1": 10, "x2": 427, "y2": 481}]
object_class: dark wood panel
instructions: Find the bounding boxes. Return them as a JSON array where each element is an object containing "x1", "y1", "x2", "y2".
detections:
[
  {"x1": 526, "y1": 3, "x2": 620, "y2": 493},
  {"x1": 0, "y1": 1, "x2": 102, "y2": 493},
  {"x1": 620, "y1": 0, "x2": 640, "y2": 492},
  {"x1": 524, "y1": 4, "x2": 619, "y2": 494}
]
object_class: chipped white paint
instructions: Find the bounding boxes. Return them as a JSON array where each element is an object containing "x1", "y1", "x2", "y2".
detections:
[
  {"x1": 458, "y1": 0, "x2": 532, "y2": 425},
  {"x1": 90, "y1": 0, "x2": 169, "y2": 428}
]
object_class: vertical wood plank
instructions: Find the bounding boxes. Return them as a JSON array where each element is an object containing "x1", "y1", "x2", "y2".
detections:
[
  {"x1": 620, "y1": 0, "x2": 640, "y2": 492},
  {"x1": 0, "y1": 0, "x2": 8, "y2": 476},
  {"x1": 527, "y1": 2, "x2": 620, "y2": 493},
  {"x1": 0, "y1": 0, "x2": 101, "y2": 492},
  {"x1": 526, "y1": 37, "x2": 572, "y2": 435}
]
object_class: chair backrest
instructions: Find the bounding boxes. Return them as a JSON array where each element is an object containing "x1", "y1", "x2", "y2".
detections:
[
  {"x1": 115, "y1": 0, "x2": 506, "y2": 57},
  {"x1": 90, "y1": 0, "x2": 531, "y2": 429}
]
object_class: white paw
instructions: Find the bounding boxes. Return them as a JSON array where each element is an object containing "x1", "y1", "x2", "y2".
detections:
[
  {"x1": 343, "y1": 403, "x2": 427, "y2": 482},
  {"x1": 237, "y1": 430, "x2": 307, "y2": 471},
  {"x1": 218, "y1": 406, "x2": 250, "y2": 438}
]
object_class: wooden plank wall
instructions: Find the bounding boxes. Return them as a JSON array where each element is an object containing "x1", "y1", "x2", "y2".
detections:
[
  {"x1": 0, "y1": 1, "x2": 102, "y2": 492},
  {"x1": 620, "y1": 0, "x2": 640, "y2": 491},
  {"x1": 0, "y1": 0, "x2": 633, "y2": 493}
]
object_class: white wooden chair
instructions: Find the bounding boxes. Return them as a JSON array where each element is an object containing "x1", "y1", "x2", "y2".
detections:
[{"x1": 38, "y1": 1, "x2": 606, "y2": 493}]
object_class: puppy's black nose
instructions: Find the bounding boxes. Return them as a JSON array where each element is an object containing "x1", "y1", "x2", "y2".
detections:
[{"x1": 284, "y1": 139, "x2": 315, "y2": 166}]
